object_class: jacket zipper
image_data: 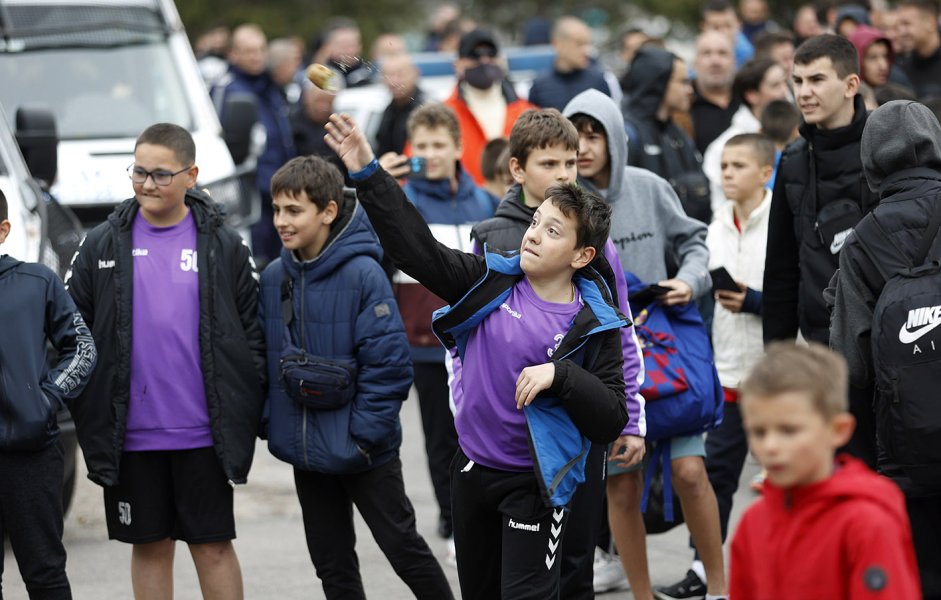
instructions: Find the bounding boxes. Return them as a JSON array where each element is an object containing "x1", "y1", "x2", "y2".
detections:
[{"x1": 299, "y1": 269, "x2": 311, "y2": 471}]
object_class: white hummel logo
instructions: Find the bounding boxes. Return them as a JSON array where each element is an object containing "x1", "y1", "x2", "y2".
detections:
[
  {"x1": 508, "y1": 518, "x2": 540, "y2": 532},
  {"x1": 899, "y1": 305, "x2": 941, "y2": 344},
  {"x1": 98, "y1": 259, "x2": 115, "y2": 269},
  {"x1": 829, "y1": 228, "x2": 853, "y2": 254}
]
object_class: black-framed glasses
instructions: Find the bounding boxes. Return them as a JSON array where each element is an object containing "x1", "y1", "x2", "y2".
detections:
[{"x1": 127, "y1": 164, "x2": 192, "y2": 186}]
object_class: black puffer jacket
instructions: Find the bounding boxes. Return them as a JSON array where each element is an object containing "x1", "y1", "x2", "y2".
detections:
[
  {"x1": 65, "y1": 190, "x2": 266, "y2": 487},
  {"x1": 470, "y1": 183, "x2": 533, "y2": 252},
  {"x1": 763, "y1": 95, "x2": 879, "y2": 345}
]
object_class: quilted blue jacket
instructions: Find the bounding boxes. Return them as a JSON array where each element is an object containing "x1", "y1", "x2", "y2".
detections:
[{"x1": 259, "y1": 198, "x2": 412, "y2": 474}]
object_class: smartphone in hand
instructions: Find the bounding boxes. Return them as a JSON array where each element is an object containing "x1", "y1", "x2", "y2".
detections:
[
  {"x1": 630, "y1": 283, "x2": 674, "y2": 307},
  {"x1": 710, "y1": 267, "x2": 740, "y2": 293},
  {"x1": 407, "y1": 156, "x2": 427, "y2": 179}
]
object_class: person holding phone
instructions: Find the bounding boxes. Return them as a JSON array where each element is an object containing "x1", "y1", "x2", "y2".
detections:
[
  {"x1": 379, "y1": 102, "x2": 497, "y2": 561},
  {"x1": 660, "y1": 132, "x2": 775, "y2": 598}
]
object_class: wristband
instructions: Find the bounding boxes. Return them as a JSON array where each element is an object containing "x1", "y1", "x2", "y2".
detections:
[{"x1": 349, "y1": 158, "x2": 379, "y2": 181}]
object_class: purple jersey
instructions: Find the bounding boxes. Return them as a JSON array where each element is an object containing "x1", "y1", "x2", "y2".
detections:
[
  {"x1": 126, "y1": 212, "x2": 212, "y2": 451},
  {"x1": 456, "y1": 277, "x2": 582, "y2": 470}
]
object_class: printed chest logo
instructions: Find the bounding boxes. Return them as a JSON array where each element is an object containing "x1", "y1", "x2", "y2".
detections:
[
  {"x1": 98, "y1": 259, "x2": 115, "y2": 269},
  {"x1": 899, "y1": 305, "x2": 941, "y2": 344},
  {"x1": 500, "y1": 302, "x2": 522, "y2": 319},
  {"x1": 546, "y1": 333, "x2": 565, "y2": 358}
]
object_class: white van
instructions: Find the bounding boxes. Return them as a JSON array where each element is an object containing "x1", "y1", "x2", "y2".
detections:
[{"x1": 0, "y1": 0, "x2": 257, "y2": 228}]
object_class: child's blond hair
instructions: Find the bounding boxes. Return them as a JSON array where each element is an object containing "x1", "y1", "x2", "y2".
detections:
[{"x1": 741, "y1": 342, "x2": 848, "y2": 419}]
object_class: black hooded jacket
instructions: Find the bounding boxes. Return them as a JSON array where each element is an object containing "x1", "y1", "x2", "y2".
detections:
[
  {"x1": 65, "y1": 190, "x2": 266, "y2": 487},
  {"x1": 829, "y1": 100, "x2": 941, "y2": 495},
  {"x1": 622, "y1": 47, "x2": 711, "y2": 223},
  {"x1": 763, "y1": 94, "x2": 879, "y2": 345}
]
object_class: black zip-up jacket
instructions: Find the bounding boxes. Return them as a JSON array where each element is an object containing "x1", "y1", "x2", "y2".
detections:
[
  {"x1": 470, "y1": 183, "x2": 532, "y2": 251},
  {"x1": 0, "y1": 255, "x2": 96, "y2": 450},
  {"x1": 763, "y1": 95, "x2": 879, "y2": 345},
  {"x1": 65, "y1": 190, "x2": 266, "y2": 487}
]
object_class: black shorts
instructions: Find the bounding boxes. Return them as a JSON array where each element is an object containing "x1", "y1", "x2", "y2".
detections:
[{"x1": 104, "y1": 446, "x2": 235, "y2": 544}]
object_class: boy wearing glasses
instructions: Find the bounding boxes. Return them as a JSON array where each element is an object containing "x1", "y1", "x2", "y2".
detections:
[{"x1": 66, "y1": 123, "x2": 266, "y2": 599}]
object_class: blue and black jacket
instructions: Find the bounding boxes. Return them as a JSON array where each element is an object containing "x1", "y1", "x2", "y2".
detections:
[
  {"x1": 0, "y1": 255, "x2": 96, "y2": 451},
  {"x1": 351, "y1": 165, "x2": 630, "y2": 507},
  {"x1": 259, "y1": 197, "x2": 412, "y2": 474}
]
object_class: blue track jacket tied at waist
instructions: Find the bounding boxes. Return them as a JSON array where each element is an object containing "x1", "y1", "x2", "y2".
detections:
[{"x1": 431, "y1": 249, "x2": 630, "y2": 507}]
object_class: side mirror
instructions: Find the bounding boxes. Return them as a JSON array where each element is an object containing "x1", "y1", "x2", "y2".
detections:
[
  {"x1": 221, "y1": 93, "x2": 258, "y2": 165},
  {"x1": 15, "y1": 107, "x2": 58, "y2": 187}
]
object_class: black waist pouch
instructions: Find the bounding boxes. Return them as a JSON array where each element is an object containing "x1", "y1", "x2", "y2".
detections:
[
  {"x1": 280, "y1": 347, "x2": 357, "y2": 410},
  {"x1": 816, "y1": 198, "x2": 862, "y2": 255}
]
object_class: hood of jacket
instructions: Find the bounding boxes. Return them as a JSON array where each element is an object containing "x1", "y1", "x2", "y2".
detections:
[
  {"x1": 835, "y1": 4, "x2": 871, "y2": 29},
  {"x1": 849, "y1": 25, "x2": 894, "y2": 67},
  {"x1": 0, "y1": 254, "x2": 22, "y2": 277},
  {"x1": 280, "y1": 196, "x2": 382, "y2": 282},
  {"x1": 563, "y1": 89, "x2": 628, "y2": 198},
  {"x1": 403, "y1": 163, "x2": 477, "y2": 203},
  {"x1": 761, "y1": 455, "x2": 910, "y2": 530},
  {"x1": 861, "y1": 100, "x2": 941, "y2": 193},
  {"x1": 107, "y1": 188, "x2": 226, "y2": 233},
  {"x1": 622, "y1": 47, "x2": 676, "y2": 120}
]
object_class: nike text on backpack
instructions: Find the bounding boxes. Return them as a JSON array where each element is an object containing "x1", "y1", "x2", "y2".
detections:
[
  {"x1": 855, "y1": 207, "x2": 941, "y2": 492},
  {"x1": 625, "y1": 272, "x2": 724, "y2": 522}
]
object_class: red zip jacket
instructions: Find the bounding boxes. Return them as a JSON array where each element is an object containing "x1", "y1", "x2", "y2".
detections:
[{"x1": 731, "y1": 455, "x2": 921, "y2": 599}]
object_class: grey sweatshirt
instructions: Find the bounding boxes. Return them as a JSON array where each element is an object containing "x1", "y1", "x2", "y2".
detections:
[{"x1": 563, "y1": 89, "x2": 711, "y2": 298}]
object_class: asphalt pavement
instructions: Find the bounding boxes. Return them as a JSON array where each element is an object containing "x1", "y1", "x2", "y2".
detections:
[{"x1": 2, "y1": 390, "x2": 759, "y2": 599}]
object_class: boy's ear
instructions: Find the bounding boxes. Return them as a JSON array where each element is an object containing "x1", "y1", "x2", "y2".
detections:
[
  {"x1": 843, "y1": 73, "x2": 861, "y2": 99},
  {"x1": 759, "y1": 163, "x2": 773, "y2": 186},
  {"x1": 323, "y1": 199, "x2": 339, "y2": 224},
  {"x1": 509, "y1": 156, "x2": 527, "y2": 185},
  {"x1": 0, "y1": 219, "x2": 10, "y2": 245},
  {"x1": 184, "y1": 165, "x2": 199, "y2": 189},
  {"x1": 570, "y1": 244, "x2": 596, "y2": 270},
  {"x1": 830, "y1": 412, "x2": 856, "y2": 449},
  {"x1": 455, "y1": 141, "x2": 465, "y2": 161}
]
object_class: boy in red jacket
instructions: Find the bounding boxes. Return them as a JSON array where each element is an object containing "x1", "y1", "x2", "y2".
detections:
[{"x1": 731, "y1": 343, "x2": 921, "y2": 599}]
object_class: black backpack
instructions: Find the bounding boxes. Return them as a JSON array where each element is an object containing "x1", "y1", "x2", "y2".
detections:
[{"x1": 855, "y1": 206, "x2": 941, "y2": 491}]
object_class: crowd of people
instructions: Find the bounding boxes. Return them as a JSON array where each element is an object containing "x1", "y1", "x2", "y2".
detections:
[{"x1": 2, "y1": 0, "x2": 941, "y2": 599}]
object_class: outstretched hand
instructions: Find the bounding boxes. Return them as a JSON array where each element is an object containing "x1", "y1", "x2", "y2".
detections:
[{"x1": 323, "y1": 113, "x2": 375, "y2": 174}]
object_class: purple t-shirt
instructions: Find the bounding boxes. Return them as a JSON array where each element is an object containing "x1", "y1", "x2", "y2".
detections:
[
  {"x1": 456, "y1": 277, "x2": 582, "y2": 471},
  {"x1": 125, "y1": 212, "x2": 212, "y2": 451}
]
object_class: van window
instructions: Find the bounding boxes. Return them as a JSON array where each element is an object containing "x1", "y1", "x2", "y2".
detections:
[{"x1": 0, "y1": 3, "x2": 193, "y2": 139}]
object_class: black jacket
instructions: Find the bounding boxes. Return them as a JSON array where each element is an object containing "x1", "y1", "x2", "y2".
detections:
[
  {"x1": 375, "y1": 90, "x2": 425, "y2": 157},
  {"x1": 829, "y1": 100, "x2": 941, "y2": 493},
  {"x1": 469, "y1": 184, "x2": 532, "y2": 251},
  {"x1": 622, "y1": 47, "x2": 712, "y2": 224},
  {"x1": 763, "y1": 95, "x2": 879, "y2": 345},
  {"x1": 65, "y1": 190, "x2": 266, "y2": 487},
  {"x1": 0, "y1": 256, "x2": 96, "y2": 450}
]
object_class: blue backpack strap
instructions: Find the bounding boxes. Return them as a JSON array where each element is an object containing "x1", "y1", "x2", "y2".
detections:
[{"x1": 640, "y1": 442, "x2": 677, "y2": 522}]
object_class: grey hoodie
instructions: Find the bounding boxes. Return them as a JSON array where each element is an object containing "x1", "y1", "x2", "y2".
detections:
[
  {"x1": 563, "y1": 89, "x2": 710, "y2": 298},
  {"x1": 862, "y1": 100, "x2": 941, "y2": 193}
]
